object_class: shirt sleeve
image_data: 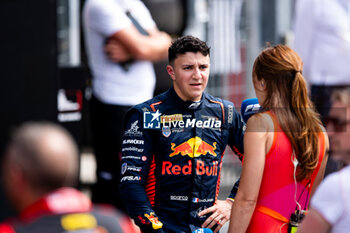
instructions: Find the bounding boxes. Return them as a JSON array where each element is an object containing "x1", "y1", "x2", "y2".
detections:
[
  {"x1": 292, "y1": 0, "x2": 318, "y2": 80},
  {"x1": 85, "y1": 0, "x2": 132, "y2": 37},
  {"x1": 119, "y1": 108, "x2": 164, "y2": 233},
  {"x1": 227, "y1": 103, "x2": 245, "y2": 159},
  {"x1": 130, "y1": 0, "x2": 156, "y2": 30},
  {"x1": 311, "y1": 172, "x2": 345, "y2": 225}
]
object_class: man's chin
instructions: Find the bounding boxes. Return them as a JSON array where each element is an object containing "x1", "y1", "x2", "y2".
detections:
[{"x1": 189, "y1": 93, "x2": 203, "y2": 102}]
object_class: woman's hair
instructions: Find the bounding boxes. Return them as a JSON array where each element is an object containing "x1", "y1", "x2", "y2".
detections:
[{"x1": 253, "y1": 44, "x2": 322, "y2": 181}]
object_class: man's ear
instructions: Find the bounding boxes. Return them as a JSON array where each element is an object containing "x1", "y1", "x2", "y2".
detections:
[{"x1": 166, "y1": 65, "x2": 176, "y2": 81}]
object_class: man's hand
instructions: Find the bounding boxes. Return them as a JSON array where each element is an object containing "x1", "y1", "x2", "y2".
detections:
[
  {"x1": 104, "y1": 38, "x2": 131, "y2": 63},
  {"x1": 198, "y1": 199, "x2": 234, "y2": 233}
]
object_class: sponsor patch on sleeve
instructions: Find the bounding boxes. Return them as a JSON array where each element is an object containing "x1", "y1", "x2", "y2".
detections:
[{"x1": 144, "y1": 110, "x2": 161, "y2": 129}]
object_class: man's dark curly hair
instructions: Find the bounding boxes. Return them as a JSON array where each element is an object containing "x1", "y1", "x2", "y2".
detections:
[{"x1": 168, "y1": 35, "x2": 210, "y2": 64}]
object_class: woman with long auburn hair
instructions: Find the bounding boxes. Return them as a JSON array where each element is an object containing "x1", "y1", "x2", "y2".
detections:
[{"x1": 228, "y1": 45, "x2": 329, "y2": 233}]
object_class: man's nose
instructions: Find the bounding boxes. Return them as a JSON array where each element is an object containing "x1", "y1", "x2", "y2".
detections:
[{"x1": 192, "y1": 68, "x2": 201, "y2": 79}]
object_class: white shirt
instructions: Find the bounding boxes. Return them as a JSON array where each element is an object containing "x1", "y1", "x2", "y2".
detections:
[
  {"x1": 293, "y1": 0, "x2": 350, "y2": 85},
  {"x1": 83, "y1": 0, "x2": 156, "y2": 105},
  {"x1": 311, "y1": 165, "x2": 350, "y2": 233}
]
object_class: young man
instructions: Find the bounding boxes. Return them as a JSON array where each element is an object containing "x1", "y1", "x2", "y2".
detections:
[
  {"x1": 119, "y1": 35, "x2": 245, "y2": 233},
  {"x1": 0, "y1": 122, "x2": 136, "y2": 233}
]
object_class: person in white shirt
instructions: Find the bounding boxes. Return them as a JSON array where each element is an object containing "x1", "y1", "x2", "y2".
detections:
[
  {"x1": 293, "y1": 0, "x2": 350, "y2": 175},
  {"x1": 298, "y1": 88, "x2": 350, "y2": 233},
  {"x1": 293, "y1": 0, "x2": 350, "y2": 116},
  {"x1": 82, "y1": 0, "x2": 171, "y2": 211}
]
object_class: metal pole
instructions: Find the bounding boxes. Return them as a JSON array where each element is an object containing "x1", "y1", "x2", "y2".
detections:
[{"x1": 245, "y1": 0, "x2": 261, "y2": 98}]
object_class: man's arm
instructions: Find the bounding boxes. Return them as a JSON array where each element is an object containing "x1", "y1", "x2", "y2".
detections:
[
  {"x1": 119, "y1": 109, "x2": 164, "y2": 233},
  {"x1": 107, "y1": 26, "x2": 172, "y2": 62},
  {"x1": 227, "y1": 104, "x2": 245, "y2": 198},
  {"x1": 85, "y1": 0, "x2": 171, "y2": 63},
  {"x1": 199, "y1": 103, "x2": 245, "y2": 233}
]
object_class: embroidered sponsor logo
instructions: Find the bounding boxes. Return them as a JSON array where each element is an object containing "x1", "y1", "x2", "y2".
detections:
[
  {"x1": 169, "y1": 137, "x2": 217, "y2": 158},
  {"x1": 162, "y1": 126, "x2": 171, "y2": 137},
  {"x1": 162, "y1": 118, "x2": 221, "y2": 129},
  {"x1": 170, "y1": 195, "x2": 188, "y2": 201},
  {"x1": 121, "y1": 163, "x2": 142, "y2": 175},
  {"x1": 162, "y1": 160, "x2": 219, "y2": 176},
  {"x1": 121, "y1": 163, "x2": 127, "y2": 174},
  {"x1": 128, "y1": 166, "x2": 142, "y2": 172},
  {"x1": 228, "y1": 105, "x2": 234, "y2": 124},
  {"x1": 144, "y1": 110, "x2": 161, "y2": 129},
  {"x1": 123, "y1": 139, "x2": 144, "y2": 145},
  {"x1": 122, "y1": 147, "x2": 144, "y2": 153},
  {"x1": 160, "y1": 114, "x2": 183, "y2": 123},
  {"x1": 122, "y1": 155, "x2": 141, "y2": 160},
  {"x1": 192, "y1": 198, "x2": 214, "y2": 203},
  {"x1": 125, "y1": 121, "x2": 142, "y2": 136},
  {"x1": 120, "y1": 176, "x2": 141, "y2": 182},
  {"x1": 171, "y1": 128, "x2": 184, "y2": 133}
]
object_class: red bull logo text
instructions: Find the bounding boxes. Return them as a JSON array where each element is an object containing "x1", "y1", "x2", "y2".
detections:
[
  {"x1": 162, "y1": 160, "x2": 219, "y2": 176},
  {"x1": 169, "y1": 137, "x2": 217, "y2": 158}
]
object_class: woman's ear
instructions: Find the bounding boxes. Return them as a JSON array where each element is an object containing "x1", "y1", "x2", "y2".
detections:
[
  {"x1": 257, "y1": 78, "x2": 266, "y2": 91},
  {"x1": 254, "y1": 78, "x2": 266, "y2": 91},
  {"x1": 166, "y1": 65, "x2": 176, "y2": 81}
]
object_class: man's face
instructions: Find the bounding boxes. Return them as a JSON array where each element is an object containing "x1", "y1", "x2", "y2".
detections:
[
  {"x1": 167, "y1": 52, "x2": 210, "y2": 102},
  {"x1": 326, "y1": 100, "x2": 350, "y2": 163}
]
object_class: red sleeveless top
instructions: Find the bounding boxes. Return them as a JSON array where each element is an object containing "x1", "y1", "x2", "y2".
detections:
[{"x1": 254, "y1": 111, "x2": 325, "y2": 223}]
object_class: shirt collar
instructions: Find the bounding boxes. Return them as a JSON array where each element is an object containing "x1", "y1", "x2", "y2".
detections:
[{"x1": 169, "y1": 86, "x2": 204, "y2": 110}]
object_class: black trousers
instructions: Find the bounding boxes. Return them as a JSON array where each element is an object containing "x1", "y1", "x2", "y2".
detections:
[{"x1": 90, "y1": 95, "x2": 131, "y2": 212}]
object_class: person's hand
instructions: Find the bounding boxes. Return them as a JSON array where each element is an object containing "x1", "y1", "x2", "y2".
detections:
[
  {"x1": 130, "y1": 219, "x2": 142, "y2": 233},
  {"x1": 198, "y1": 199, "x2": 234, "y2": 233},
  {"x1": 104, "y1": 39, "x2": 131, "y2": 63}
]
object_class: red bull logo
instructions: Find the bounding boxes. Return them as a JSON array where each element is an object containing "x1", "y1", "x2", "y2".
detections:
[
  {"x1": 162, "y1": 160, "x2": 219, "y2": 176},
  {"x1": 169, "y1": 137, "x2": 217, "y2": 158}
]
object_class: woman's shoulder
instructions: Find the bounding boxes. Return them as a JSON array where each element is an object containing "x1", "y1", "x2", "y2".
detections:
[
  {"x1": 246, "y1": 111, "x2": 274, "y2": 133},
  {"x1": 318, "y1": 124, "x2": 329, "y2": 151}
]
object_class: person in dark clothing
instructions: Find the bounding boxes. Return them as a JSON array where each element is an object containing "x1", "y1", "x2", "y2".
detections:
[
  {"x1": 119, "y1": 35, "x2": 245, "y2": 233},
  {"x1": 0, "y1": 122, "x2": 137, "y2": 233}
]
